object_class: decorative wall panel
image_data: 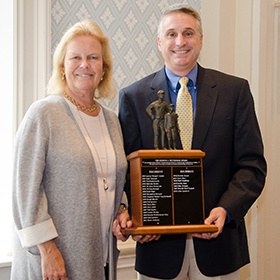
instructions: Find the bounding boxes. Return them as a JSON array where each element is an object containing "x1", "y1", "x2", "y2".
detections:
[{"x1": 51, "y1": 0, "x2": 201, "y2": 111}]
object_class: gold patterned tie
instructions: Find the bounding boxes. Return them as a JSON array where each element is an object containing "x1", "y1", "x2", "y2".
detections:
[{"x1": 176, "y1": 77, "x2": 193, "y2": 150}]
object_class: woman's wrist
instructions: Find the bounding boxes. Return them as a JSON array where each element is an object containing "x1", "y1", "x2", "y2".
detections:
[{"x1": 118, "y1": 203, "x2": 128, "y2": 214}]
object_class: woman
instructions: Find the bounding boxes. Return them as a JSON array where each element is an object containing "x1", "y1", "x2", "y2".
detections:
[{"x1": 12, "y1": 20, "x2": 129, "y2": 280}]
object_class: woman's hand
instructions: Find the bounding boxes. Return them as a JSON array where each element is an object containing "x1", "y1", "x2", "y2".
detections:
[
  {"x1": 113, "y1": 209, "x2": 133, "y2": 241},
  {"x1": 112, "y1": 205, "x2": 161, "y2": 243},
  {"x1": 37, "y1": 240, "x2": 68, "y2": 280}
]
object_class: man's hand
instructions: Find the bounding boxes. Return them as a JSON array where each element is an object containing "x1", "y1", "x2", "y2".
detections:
[
  {"x1": 192, "y1": 207, "x2": 227, "y2": 240},
  {"x1": 132, "y1": 234, "x2": 161, "y2": 244},
  {"x1": 37, "y1": 240, "x2": 67, "y2": 280}
]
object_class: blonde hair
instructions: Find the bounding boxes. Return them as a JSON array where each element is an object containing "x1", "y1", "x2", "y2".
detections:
[
  {"x1": 47, "y1": 19, "x2": 115, "y2": 99},
  {"x1": 158, "y1": 4, "x2": 203, "y2": 37}
]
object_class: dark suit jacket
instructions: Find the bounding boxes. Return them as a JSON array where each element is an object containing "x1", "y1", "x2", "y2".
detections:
[{"x1": 118, "y1": 65, "x2": 266, "y2": 278}]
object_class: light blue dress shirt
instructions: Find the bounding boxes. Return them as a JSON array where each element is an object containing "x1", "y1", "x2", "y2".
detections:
[{"x1": 165, "y1": 64, "x2": 198, "y2": 120}]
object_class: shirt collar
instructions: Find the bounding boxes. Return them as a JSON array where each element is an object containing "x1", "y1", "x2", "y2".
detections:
[{"x1": 165, "y1": 64, "x2": 198, "y2": 91}]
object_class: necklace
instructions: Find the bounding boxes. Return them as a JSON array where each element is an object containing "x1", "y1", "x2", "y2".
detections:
[
  {"x1": 63, "y1": 91, "x2": 97, "y2": 112},
  {"x1": 78, "y1": 109, "x2": 109, "y2": 191}
]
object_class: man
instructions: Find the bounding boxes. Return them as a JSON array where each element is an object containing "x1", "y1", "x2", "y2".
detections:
[
  {"x1": 146, "y1": 90, "x2": 169, "y2": 149},
  {"x1": 117, "y1": 4, "x2": 266, "y2": 280}
]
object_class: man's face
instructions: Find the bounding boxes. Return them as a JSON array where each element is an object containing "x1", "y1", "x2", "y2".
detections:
[{"x1": 157, "y1": 11, "x2": 203, "y2": 76}]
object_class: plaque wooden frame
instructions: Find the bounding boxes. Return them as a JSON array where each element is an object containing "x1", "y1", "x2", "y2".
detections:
[{"x1": 122, "y1": 150, "x2": 218, "y2": 235}]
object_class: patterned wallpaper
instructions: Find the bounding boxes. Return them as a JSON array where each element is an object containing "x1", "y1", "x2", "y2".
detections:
[{"x1": 51, "y1": 0, "x2": 201, "y2": 111}]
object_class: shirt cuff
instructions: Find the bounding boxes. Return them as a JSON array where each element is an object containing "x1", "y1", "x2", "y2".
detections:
[
  {"x1": 17, "y1": 219, "x2": 58, "y2": 248},
  {"x1": 223, "y1": 208, "x2": 233, "y2": 224}
]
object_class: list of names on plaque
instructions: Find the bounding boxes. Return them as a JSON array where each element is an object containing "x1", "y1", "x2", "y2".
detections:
[
  {"x1": 173, "y1": 168, "x2": 195, "y2": 193},
  {"x1": 173, "y1": 167, "x2": 204, "y2": 224},
  {"x1": 142, "y1": 167, "x2": 172, "y2": 225},
  {"x1": 140, "y1": 157, "x2": 204, "y2": 226}
]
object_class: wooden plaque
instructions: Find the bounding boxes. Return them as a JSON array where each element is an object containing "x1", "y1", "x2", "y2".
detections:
[{"x1": 122, "y1": 150, "x2": 217, "y2": 235}]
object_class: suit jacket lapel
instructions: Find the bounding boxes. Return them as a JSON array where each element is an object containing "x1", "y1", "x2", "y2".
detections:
[
  {"x1": 145, "y1": 66, "x2": 218, "y2": 149},
  {"x1": 193, "y1": 66, "x2": 219, "y2": 148}
]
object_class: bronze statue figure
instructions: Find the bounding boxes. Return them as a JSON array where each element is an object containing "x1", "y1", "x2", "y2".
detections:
[
  {"x1": 164, "y1": 104, "x2": 179, "y2": 149},
  {"x1": 146, "y1": 90, "x2": 169, "y2": 149}
]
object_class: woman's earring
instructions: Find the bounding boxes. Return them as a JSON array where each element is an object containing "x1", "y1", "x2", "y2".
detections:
[
  {"x1": 61, "y1": 71, "x2": 65, "y2": 80},
  {"x1": 101, "y1": 71, "x2": 105, "y2": 81}
]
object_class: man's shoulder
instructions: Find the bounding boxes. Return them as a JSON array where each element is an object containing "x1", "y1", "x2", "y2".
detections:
[{"x1": 199, "y1": 66, "x2": 247, "y2": 84}]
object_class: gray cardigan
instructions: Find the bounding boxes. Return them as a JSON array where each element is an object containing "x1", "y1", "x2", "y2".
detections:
[{"x1": 11, "y1": 95, "x2": 127, "y2": 280}]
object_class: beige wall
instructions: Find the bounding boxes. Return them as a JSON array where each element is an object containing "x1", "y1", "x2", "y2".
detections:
[{"x1": 201, "y1": 0, "x2": 280, "y2": 279}]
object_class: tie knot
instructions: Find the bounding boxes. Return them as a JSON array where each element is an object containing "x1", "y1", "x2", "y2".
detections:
[{"x1": 179, "y1": 77, "x2": 189, "y2": 88}]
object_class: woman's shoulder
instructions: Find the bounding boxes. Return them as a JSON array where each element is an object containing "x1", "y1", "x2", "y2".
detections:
[
  {"x1": 19, "y1": 95, "x2": 69, "y2": 128},
  {"x1": 26, "y1": 95, "x2": 65, "y2": 115},
  {"x1": 100, "y1": 103, "x2": 117, "y2": 117},
  {"x1": 100, "y1": 104, "x2": 121, "y2": 128},
  {"x1": 31, "y1": 94, "x2": 64, "y2": 108}
]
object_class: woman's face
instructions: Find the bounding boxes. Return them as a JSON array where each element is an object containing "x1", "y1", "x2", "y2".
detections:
[{"x1": 63, "y1": 35, "x2": 103, "y2": 95}]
